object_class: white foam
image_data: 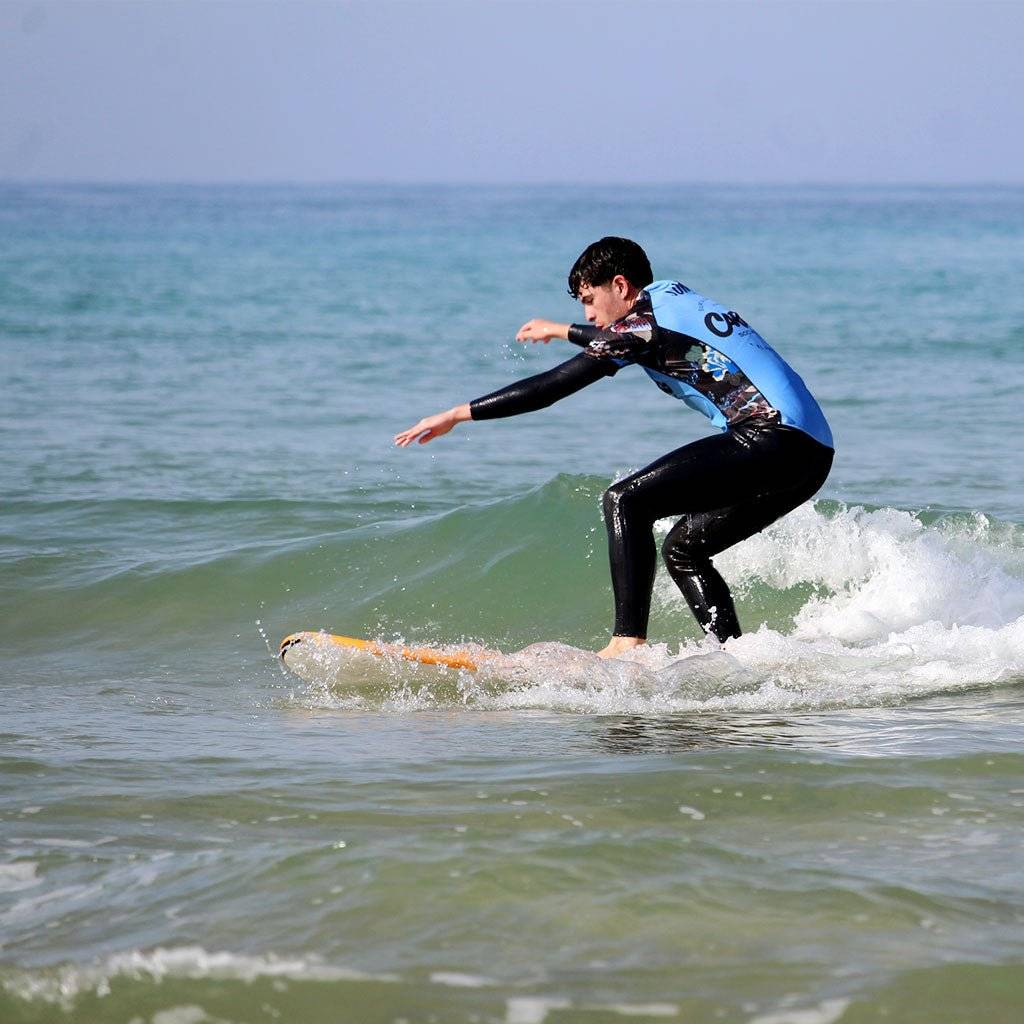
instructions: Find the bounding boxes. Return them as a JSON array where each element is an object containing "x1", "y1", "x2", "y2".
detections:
[
  {"x1": 506, "y1": 997, "x2": 572, "y2": 1024},
  {"x1": 484, "y1": 503, "x2": 1024, "y2": 711},
  {"x1": 1, "y1": 946, "x2": 398, "y2": 1009},
  {"x1": 710, "y1": 503, "x2": 1024, "y2": 641},
  {"x1": 0, "y1": 862, "x2": 40, "y2": 893},
  {"x1": 748, "y1": 997, "x2": 850, "y2": 1024},
  {"x1": 598, "y1": 1003, "x2": 679, "y2": 1016},
  {"x1": 503, "y1": 997, "x2": 678, "y2": 1022},
  {"x1": 151, "y1": 1007, "x2": 211, "y2": 1024},
  {"x1": 430, "y1": 970, "x2": 493, "y2": 988},
  {"x1": 291, "y1": 503, "x2": 1024, "y2": 715}
]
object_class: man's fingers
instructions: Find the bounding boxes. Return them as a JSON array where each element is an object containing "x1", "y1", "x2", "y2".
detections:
[
  {"x1": 516, "y1": 319, "x2": 540, "y2": 342},
  {"x1": 395, "y1": 423, "x2": 425, "y2": 446}
]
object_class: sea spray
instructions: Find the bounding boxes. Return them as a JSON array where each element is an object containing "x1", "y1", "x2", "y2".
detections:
[{"x1": 280, "y1": 494, "x2": 1024, "y2": 713}]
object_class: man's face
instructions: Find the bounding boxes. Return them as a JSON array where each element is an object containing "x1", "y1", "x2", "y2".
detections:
[{"x1": 576, "y1": 276, "x2": 636, "y2": 327}]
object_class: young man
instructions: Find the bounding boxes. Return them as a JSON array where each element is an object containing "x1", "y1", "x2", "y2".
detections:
[{"x1": 395, "y1": 237, "x2": 833, "y2": 659}]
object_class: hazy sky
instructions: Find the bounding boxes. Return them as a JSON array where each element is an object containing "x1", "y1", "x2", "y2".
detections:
[{"x1": 2, "y1": 0, "x2": 1022, "y2": 183}]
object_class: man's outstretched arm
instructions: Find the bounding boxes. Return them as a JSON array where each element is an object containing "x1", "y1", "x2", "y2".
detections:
[
  {"x1": 469, "y1": 352, "x2": 616, "y2": 420},
  {"x1": 394, "y1": 353, "x2": 616, "y2": 446}
]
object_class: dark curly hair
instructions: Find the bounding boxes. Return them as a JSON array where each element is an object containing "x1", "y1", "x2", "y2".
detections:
[{"x1": 567, "y1": 237, "x2": 653, "y2": 297}]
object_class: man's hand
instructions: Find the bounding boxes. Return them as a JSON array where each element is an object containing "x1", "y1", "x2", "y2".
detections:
[
  {"x1": 394, "y1": 404, "x2": 471, "y2": 447},
  {"x1": 516, "y1": 319, "x2": 570, "y2": 344}
]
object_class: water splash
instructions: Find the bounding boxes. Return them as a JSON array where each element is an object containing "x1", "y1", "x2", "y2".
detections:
[{"x1": 284, "y1": 502, "x2": 1024, "y2": 714}]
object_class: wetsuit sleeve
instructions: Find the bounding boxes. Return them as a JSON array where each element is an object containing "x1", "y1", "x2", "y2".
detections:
[
  {"x1": 567, "y1": 324, "x2": 600, "y2": 346},
  {"x1": 469, "y1": 352, "x2": 618, "y2": 421},
  {"x1": 566, "y1": 314, "x2": 656, "y2": 365}
]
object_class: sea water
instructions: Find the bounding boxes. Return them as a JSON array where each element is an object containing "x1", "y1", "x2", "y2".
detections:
[{"x1": 1, "y1": 184, "x2": 1023, "y2": 1023}]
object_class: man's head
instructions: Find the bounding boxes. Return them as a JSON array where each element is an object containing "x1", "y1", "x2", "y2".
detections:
[{"x1": 567, "y1": 237, "x2": 653, "y2": 327}]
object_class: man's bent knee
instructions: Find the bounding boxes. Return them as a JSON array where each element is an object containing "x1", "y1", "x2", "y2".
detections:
[
  {"x1": 662, "y1": 529, "x2": 708, "y2": 577},
  {"x1": 602, "y1": 479, "x2": 638, "y2": 522}
]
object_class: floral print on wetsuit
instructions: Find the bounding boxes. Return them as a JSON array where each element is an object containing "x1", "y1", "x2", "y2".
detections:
[{"x1": 579, "y1": 290, "x2": 779, "y2": 428}]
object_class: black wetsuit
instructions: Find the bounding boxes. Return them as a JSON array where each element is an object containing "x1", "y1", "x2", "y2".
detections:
[{"x1": 470, "y1": 282, "x2": 834, "y2": 642}]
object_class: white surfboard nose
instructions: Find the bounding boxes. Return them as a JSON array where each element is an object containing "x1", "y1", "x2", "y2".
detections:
[{"x1": 278, "y1": 632, "x2": 306, "y2": 659}]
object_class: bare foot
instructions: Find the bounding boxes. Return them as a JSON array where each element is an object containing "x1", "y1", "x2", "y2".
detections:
[{"x1": 596, "y1": 636, "x2": 646, "y2": 659}]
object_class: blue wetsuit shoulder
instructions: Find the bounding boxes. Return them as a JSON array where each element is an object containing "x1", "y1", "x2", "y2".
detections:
[{"x1": 635, "y1": 281, "x2": 834, "y2": 448}]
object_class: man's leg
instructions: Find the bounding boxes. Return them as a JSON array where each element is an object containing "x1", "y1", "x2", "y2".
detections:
[
  {"x1": 661, "y1": 509, "x2": 743, "y2": 641},
  {"x1": 601, "y1": 426, "x2": 833, "y2": 649},
  {"x1": 600, "y1": 430, "x2": 775, "y2": 650},
  {"x1": 661, "y1": 437, "x2": 834, "y2": 641}
]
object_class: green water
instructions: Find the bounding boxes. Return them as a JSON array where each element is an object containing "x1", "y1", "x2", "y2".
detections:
[{"x1": 2, "y1": 184, "x2": 1024, "y2": 1022}]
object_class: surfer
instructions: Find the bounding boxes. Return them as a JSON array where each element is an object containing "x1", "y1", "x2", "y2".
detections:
[{"x1": 395, "y1": 237, "x2": 833, "y2": 659}]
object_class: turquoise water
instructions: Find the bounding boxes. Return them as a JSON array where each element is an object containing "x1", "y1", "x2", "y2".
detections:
[{"x1": 2, "y1": 184, "x2": 1024, "y2": 1023}]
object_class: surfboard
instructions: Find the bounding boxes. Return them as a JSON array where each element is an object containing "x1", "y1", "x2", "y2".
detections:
[{"x1": 279, "y1": 631, "x2": 484, "y2": 673}]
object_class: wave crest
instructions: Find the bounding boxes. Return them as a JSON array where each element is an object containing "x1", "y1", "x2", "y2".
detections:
[{"x1": 287, "y1": 496, "x2": 1024, "y2": 713}]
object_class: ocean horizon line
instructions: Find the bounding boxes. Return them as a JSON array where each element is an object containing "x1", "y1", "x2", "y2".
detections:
[{"x1": 3, "y1": 177, "x2": 1023, "y2": 190}]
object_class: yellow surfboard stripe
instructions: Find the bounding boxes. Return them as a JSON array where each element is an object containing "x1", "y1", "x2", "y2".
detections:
[{"x1": 279, "y1": 631, "x2": 481, "y2": 672}]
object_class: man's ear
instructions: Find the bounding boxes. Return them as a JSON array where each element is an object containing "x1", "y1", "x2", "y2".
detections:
[{"x1": 611, "y1": 274, "x2": 631, "y2": 297}]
